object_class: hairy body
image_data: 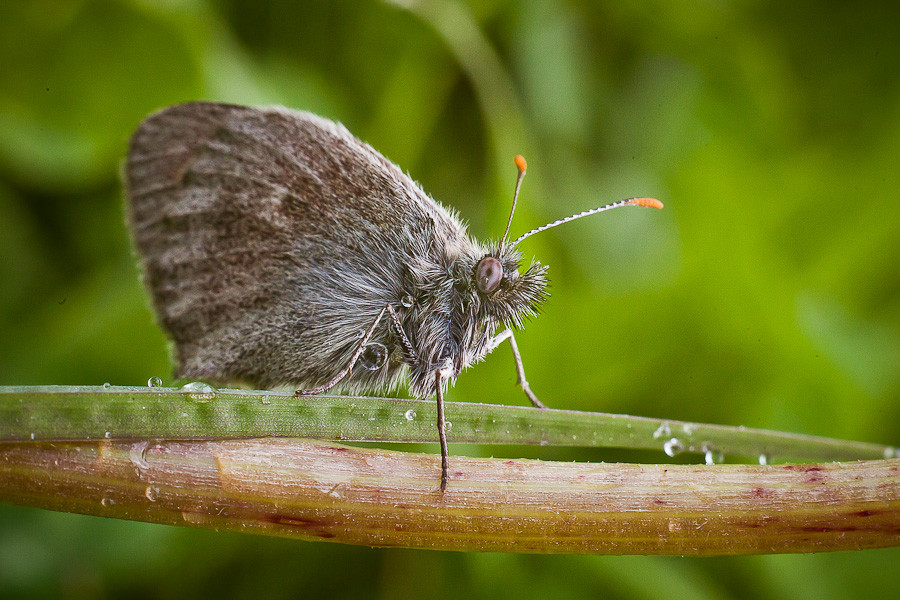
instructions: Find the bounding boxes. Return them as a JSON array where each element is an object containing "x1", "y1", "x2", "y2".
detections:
[{"x1": 126, "y1": 102, "x2": 546, "y2": 400}]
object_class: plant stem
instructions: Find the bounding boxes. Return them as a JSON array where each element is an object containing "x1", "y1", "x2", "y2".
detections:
[
  {"x1": 0, "y1": 438, "x2": 897, "y2": 555},
  {"x1": 1, "y1": 385, "x2": 897, "y2": 554}
]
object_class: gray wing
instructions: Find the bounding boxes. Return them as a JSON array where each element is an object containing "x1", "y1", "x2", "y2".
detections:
[{"x1": 125, "y1": 101, "x2": 466, "y2": 391}]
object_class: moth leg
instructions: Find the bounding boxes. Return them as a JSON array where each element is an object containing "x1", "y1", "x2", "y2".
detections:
[
  {"x1": 293, "y1": 305, "x2": 388, "y2": 397},
  {"x1": 489, "y1": 329, "x2": 548, "y2": 409},
  {"x1": 386, "y1": 304, "x2": 417, "y2": 363},
  {"x1": 435, "y1": 371, "x2": 450, "y2": 491}
]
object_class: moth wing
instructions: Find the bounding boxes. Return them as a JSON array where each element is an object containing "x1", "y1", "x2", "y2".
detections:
[{"x1": 125, "y1": 101, "x2": 464, "y2": 390}]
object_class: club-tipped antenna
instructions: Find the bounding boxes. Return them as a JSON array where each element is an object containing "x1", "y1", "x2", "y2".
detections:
[
  {"x1": 499, "y1": 155, "x2": 529, "y2": 251},
  {"x1": 512, "y1": 196, "x2": 664, "y2": 248}
]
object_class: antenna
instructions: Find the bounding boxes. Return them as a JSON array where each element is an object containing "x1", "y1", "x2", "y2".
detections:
[
  {"x1": 499, "y1": 155, "x2": 528, "y2": 250},
  {"x1": 512, "y1": 196, "x2": 663, "y2": 247}
]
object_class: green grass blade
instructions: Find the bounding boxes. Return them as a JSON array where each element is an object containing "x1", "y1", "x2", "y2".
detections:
[{"x1": 0, "y1": 385, "x2": 893, "y2": 463}]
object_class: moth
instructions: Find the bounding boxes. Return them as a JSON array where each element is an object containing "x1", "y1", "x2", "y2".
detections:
[{"x1": 125, "y1": 102, "x2": 662, "y2": 490}]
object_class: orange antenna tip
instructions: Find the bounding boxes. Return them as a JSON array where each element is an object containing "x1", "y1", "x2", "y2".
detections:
[
  {"x1": 629, "y1": 197, "x2": 664, "y2": 209},
  {"x1": 514, "y1": 155, "x2": 527, "y2": 174},
  {"x1": 501, "y1": 156, "x2": 529, "y2": 247}
]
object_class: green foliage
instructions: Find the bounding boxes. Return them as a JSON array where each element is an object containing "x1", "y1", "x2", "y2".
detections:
[{"x1": 1, "y1": 0, "x2": 898, "y2": 597}]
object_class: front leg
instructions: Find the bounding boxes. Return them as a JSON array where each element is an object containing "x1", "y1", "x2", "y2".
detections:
[
  {"x1": 293, "y1": 304, "x2": 389, "y2": 397},
  {"x1": 487, "y1": 329, "x2": 547, "y2": 409}
]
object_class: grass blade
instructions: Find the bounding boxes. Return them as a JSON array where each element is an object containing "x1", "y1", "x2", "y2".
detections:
[{"x1": 0, "y1": 385, "x2": 893, "y2": 463}]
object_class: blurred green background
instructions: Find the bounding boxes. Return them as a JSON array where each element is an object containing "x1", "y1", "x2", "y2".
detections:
[{"x1": 1, "y1": 0, "x2": 899, "y2": 597}]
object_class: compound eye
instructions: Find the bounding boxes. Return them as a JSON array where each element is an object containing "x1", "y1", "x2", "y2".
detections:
[{"x1": 475, "y1": 256, "x2": 503, "y2": 295}]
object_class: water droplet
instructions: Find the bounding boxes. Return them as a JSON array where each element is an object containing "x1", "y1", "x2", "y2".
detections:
[
  {"x1": 681, "y1": 423, "x2": 697, "y2": 436},
  {"x1": 180, "y1": 381, "x2": 217, "y2": 402},
  {"x1": 102, "y1": 382, "x2": 112, "y2": 389},
  {"x1": 355, "y1": 329, "x2": 365, "y2": 339},
  {"x1": 147, "y1": 376, "x2": 163, "y2": 388},
  {"x1": 180, "y1": 381, "x2": 214, "y2": 393},
  {"x1": 101, "y1": 497, "x2": 116, "y2": 507},
  {"x1": 360, "y1": 343, "x2": 388, "y2": 370},
  {"x1": 653, "y1": 422, "x2": 671, "y2": 439},
  {"x1": 404, "y1": 409, "x2": 416, "y2": 421},
  {"x1": 130, "y1": 441, "x2": 150, "y2": 474},
  {"x1": 400, "y1": 294, "x2": 414, "y2": 308},
  {"x1": 884, "y1": 446, "x2": 896, "y2": 460},
  {"x1": 444, "y1": 421, "x2": 452, "y2": 432},
  {"x1": 758, "y1": 453, "x2": 769, "y2": 466},
  {"x1": 145, "y1": 486, "x2": 159, "y2": 502},
  {"x1": 663, "y1": 438, "x2": 684, "y2": 457},
  {"x1": 702, "y1": 444, "x2": 723, "y2": 465},
  {"x1": 29, "y1": 432, "x2": 35, "y2": 440},
  {"x1": 104, "y1": 431, "x2": 111, "y2": 439}
]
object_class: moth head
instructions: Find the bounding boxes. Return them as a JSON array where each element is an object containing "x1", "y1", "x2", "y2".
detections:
[
  {"x1": 472, "y1": 154, "x2": 663, "y2": 326},
  {"x1": 469, "y1": 245, "x2": 547, "y2": 329}
]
